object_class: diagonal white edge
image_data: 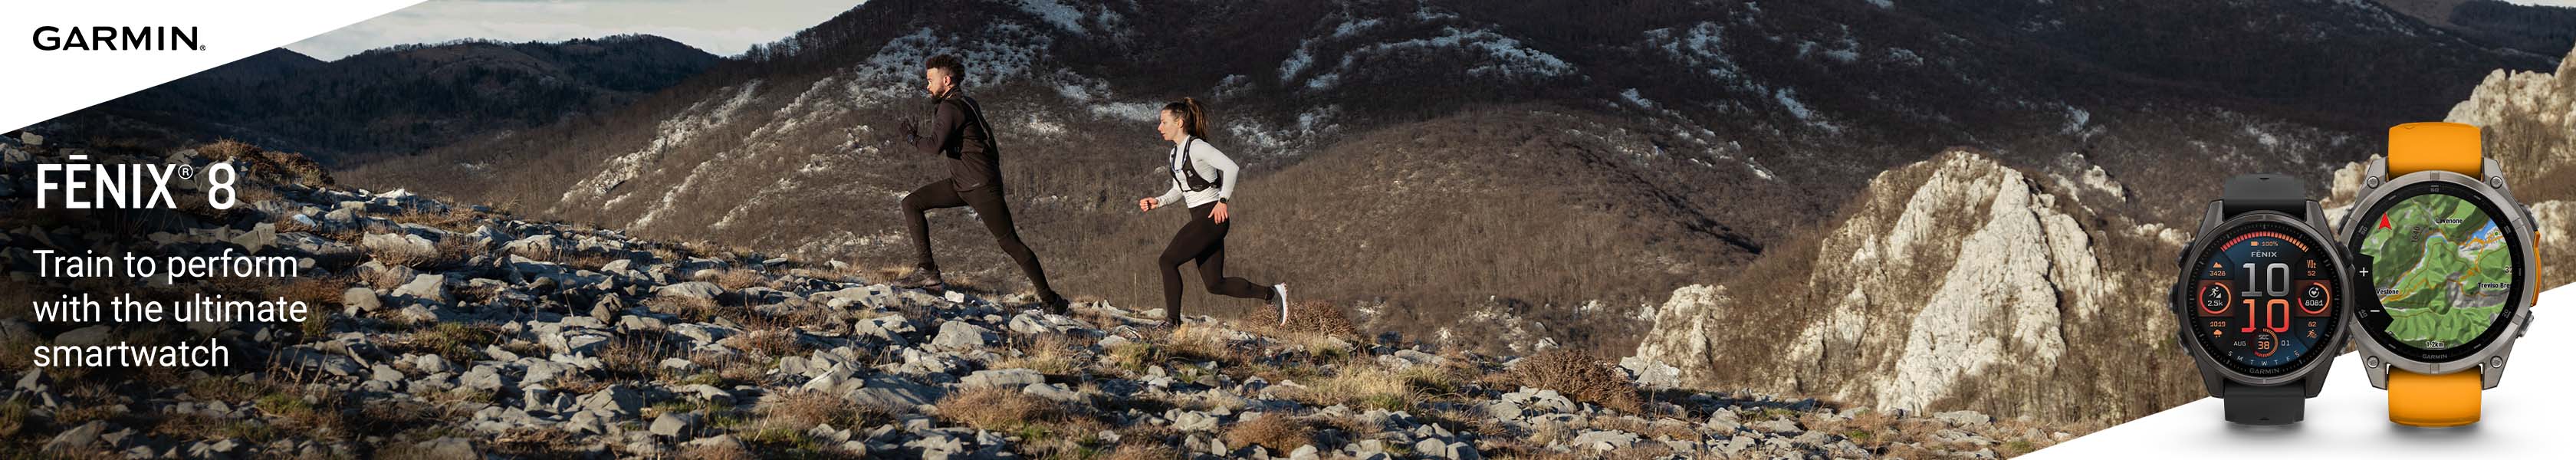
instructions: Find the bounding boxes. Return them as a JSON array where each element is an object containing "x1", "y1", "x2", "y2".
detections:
[
  {"x1": 2027, "y1": 284, "x2": 2571, "y2": 458},
  {"x1": 0, "y1": 0, "x2": 429, "y2": 132}
]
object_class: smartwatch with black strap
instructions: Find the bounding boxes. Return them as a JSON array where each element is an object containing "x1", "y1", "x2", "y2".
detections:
[{"x1": 2170, "y1": 174, "x2": 2356, "y2": 426}]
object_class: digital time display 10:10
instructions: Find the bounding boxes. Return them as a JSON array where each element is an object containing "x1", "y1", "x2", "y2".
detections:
[{"x1": 2190, "y1": 227, "x2": 2339, "y2": 374}]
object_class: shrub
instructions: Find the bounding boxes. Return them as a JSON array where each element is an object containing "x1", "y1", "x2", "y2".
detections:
[{"x1": 1510, "y1": 349, "x2": 1643, "y2": 414}]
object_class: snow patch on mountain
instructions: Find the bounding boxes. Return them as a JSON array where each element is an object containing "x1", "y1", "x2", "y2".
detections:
[
  {"x1": 1644, "y1": 22, "x2": 1745, "y2": 82},
  {"x1": 1305, "y1": 26, "x2": 1575, "y2": 91},
  {"x1": 562, "y1": 80, "x2": 764, "y2": 214},
  {"x1": 1014, "y1": 0, "x2": 1088, "y2": 35}
]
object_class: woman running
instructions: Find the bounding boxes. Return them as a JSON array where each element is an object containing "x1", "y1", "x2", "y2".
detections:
[{"x1": 1138, "y1": 98, "x2": 1288, "y2": 327}]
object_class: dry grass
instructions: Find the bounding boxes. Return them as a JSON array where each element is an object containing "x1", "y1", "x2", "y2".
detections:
[
  {"x1": 679, "y1": 442, "x2": 757, "y2": 460},
  {"x1": 646, "y1": 295, "x2": 725, "y2": 324},
  {"x1": 1102, "y1": 443, "x2": 1184, "y2": 460},
  {"x1": 1509, "y1": 349, "x2": 1643, "y2": 414},
  {"x1": 1159, "y1": 326, "x2": 1250, "y2": 366},
  {"x1": 994, "y1": 334, "x2": 1083, "y2": 376},
  {"x1": 932, "y1": 386, "x2": 1111, "y2": 457},
  {"x1": 756, "y1": 389, "x2": 885, "y2": 429},
  {"x1": 199, "y1": 139, "x2": 334, "y2": 187},
  {"x1": 719, "y1": 328, "x2": 807, "y2": 359},
  {"x1": 1221, "y1": 412, "x2": 1315, "y2": 454},
  {"x1": 393, "y1": 323, "x2": 503, "y2": 366},
  {"x1": 935, "y1": 386, "x2": 1072, "y2": 432},
  {"x1": 1288, "y1": 363, "x2": 1417, "y2": 412},
  {"x1": 1241, "y1": 301, "x2": 1360, "y2": 338},
  {"x1": 707, "y1": 268, "x2": 772, "y2": 291},
  {"x1": 598, "y1": 332, "x2": 679, "y2": 379},
  {"x1": 363, "y1": 233, "x2": 485, "y2": 270},
  {"x1": 387, "y1": 208, "x2": 488, "y2": 235}
]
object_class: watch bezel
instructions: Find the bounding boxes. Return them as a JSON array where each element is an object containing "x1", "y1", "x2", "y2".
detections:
[
  {"x1": 2174, "y1": 211, "x2": 2354, "y2": 386},
  {"x1": 2339, "y1": 168, "x2": 2537, "y2": 372}
]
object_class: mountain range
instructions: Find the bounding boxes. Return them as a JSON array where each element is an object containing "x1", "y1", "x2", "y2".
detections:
[{"x1": 29, "y1": 0, "x2": 2572, "y2": 426}]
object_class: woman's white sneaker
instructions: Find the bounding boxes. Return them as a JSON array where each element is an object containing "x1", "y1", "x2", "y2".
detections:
[{"x1": 1272, "y1": 283, "x2": 1290, "y2": 325}]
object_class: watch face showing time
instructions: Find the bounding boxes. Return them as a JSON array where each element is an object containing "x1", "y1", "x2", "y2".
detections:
[
  {"x1": 2353, "y1": 185, "x2": 2525, "y2": 361},
  {"x1": 2186, "y1": 222, "x2": 2343, "y2": 376}
]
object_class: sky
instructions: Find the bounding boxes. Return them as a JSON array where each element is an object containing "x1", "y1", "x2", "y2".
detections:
[
  {"x1": 286, "y1": 0, "x2": 2576, "y2": 61},
  {"x1": 287, "y1": 0, "x2": 863, "y2": 61}
]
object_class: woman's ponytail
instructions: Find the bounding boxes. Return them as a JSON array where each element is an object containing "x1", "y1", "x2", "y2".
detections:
[{"x1": 1164, "y1": 97, "x2": 1209, "y2": 140}]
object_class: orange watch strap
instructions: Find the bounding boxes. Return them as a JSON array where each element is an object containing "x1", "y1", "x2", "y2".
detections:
[
  {"x1": 2387, "y1": 370, "x2": 2482, "y2": 427},
  {"x1": 2386, "y1": 122, "x2": 2482, "y2": 177},
  {"x1": 2380, "y1": 122, "x2": 2490, "y2": 427}
]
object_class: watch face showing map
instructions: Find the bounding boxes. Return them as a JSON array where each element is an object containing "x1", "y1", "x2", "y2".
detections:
[{"x1": 2354, "y1": 185, "x2": 2523, "y2": 360}]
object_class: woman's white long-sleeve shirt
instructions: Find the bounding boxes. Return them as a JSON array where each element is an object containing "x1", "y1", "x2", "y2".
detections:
[{"x1": 1154, "y1": 137, "x2": 1241, "y2": 209}]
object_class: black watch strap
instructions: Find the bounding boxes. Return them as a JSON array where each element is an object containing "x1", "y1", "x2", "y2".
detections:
[
  {"x1": 2220, "y1": 174, "x2": 2308, "y2": 219},
  {"x1": 2221, "y1": 381, "x2": 2306, "y2": 426}
]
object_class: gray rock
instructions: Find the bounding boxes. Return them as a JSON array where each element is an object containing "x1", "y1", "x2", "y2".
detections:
[
  {"x1": 1169, "y1": 410, "x2": 1220, "y2": 432},
  {"x1": 280, "y1": 348, "x2": 363, "y2": 376},
  {"x1": 668, "y1": 324, "x2": 737, "y2": 344},
  {"x1": 411, "y1": 437, "x2": 478, "y2": 460},
  {"x1": 396, "y1": 304, "x2": 445, "y2": 324},
  {"x1": 459, "y1": 365, "x2": 508, "y2": 391},
  {"x1": 1934, "y1": 410, "x2": 1993, "y2": 426},
  {"x1": 370, "y1": 364, "x2": 405, "y2": 382},
  {"x1": 52, "y1": 326, "x2": 112, "y2": 346},
  {"x1": 1289, "y1": 445, "x2": 1321, "y2": 460},
  {"x1": 651, "y1": 413, "x2": 698, "y2": 438},
  {"x1": 42, "y1": 420, "x2": 104, "y2": 453},
  {"x1": 363, "y1": 232, "x2": 437, "y2": 259},
  {"x1": 1503, "y1": 387, "x2": 1579, "y2": 413},
  {"x1": 343, "y1": 288, "x2": 382, "y2": 312},
  {"x1": 1703, "y1": 411, "x2": 1743, "y2": 432},
  {"x1": 1412, "y1": 439, "x2": 1454, "y2": 459},
  {"x1": 655, "y1": 281, "x2": 725, "y2": 301},
  {"x1": 1750, "y1": 418, "x2": 1801, "y2": 434},
  {"x1": 1023, "y1": 383, "x2": 1085, "y2": 404},
  {"x1": 846, "y1": 376, "x2": 942, "y2": 411},
  {"x1": 1618, "y1": 356, "x2": 1684, "y2": 390},
  {"x1": 415, "y1": 353, "x2": 452, "y2": 373},
  {"x1": 502, "y1": 235, "x2": 560, "y2": 257},
  {"x1": 579, "y1": 386, "x2": 643, "y2": 417},
  {"x1": 931, "y1": 320, "x2": 994, "y2": 350},
  {"x1": 1572, "y1": 430, "x2": 1639, "y2": 451},
  {"x1": 393, "y1": 274, "x2": 449, "y2": 303},
  {"x1": 681, "y1": 434, "x2": 743, "y2": 453},
  {"x1": 961, "y1": 369, "x2": 1044, "y2": 389},
  {"x1": 544, "y1": 331, "x2": 612, "y2": 356}
]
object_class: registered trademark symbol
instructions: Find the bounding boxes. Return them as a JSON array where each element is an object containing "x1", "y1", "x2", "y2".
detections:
[{"x1": 176, "y1": 164, "x2": 193, "y2": 180}]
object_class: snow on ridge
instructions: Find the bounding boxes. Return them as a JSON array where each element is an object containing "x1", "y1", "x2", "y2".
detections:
[
  {"x1": 1014, "y1": 0, "x2": 1087, "y2": 35},
  {"x1": 561, "y1": 80, "x2": 765, "y2": 213},
  {"x1": 855, "y1": 25, "x2": 1056, "y2": 90},
  {"x1": 1309, "y1": 26, "x2": 1574, "y2": 90},
  {"x1": 1225, "y1": 105, "x2": 1342, "y2": 156},
  {"x1": 1645, "y1": 22, "x2": 1744, "y2": 81}
]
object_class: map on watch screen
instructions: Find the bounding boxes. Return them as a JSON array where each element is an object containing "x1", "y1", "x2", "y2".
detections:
[{"x1": 2359, "y1": 193, "x2": 2515, "y2": 350}]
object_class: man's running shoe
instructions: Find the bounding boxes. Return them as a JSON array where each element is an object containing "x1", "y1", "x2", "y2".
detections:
[{"x1": 892, "y1": 268, "x2": 945, "y2": 293}]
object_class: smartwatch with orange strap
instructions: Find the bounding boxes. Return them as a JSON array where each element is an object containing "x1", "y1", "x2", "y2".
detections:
[{"x1": 2341, "y1": 122, "x2": 2541, "y2": 427}]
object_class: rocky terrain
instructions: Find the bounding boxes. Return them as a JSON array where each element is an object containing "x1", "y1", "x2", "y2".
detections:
[
  {"x1": 1633, "y1": 44, "x2": 2576, "y2": 426},
  {"x1": 329, "y1": 0, "x2": 2556, "y2": 364},
  {"x1": 0, "y1": 140, "x2": 2077, "y2": 458}
]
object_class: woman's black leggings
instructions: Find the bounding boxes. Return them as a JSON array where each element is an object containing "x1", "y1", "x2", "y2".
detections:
[{"x1": 1160, "y1": 202, "x2": 1273, "y2": 323}]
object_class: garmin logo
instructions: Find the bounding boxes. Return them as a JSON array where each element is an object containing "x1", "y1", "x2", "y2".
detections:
[{"x1": 31, "y1": 26, "x2": 202, "y2": 51}]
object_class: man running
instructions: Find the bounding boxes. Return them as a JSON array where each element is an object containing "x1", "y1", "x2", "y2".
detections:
[{"x1": 886, "y1": 54, "x2": 1068, "y2": 314}]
